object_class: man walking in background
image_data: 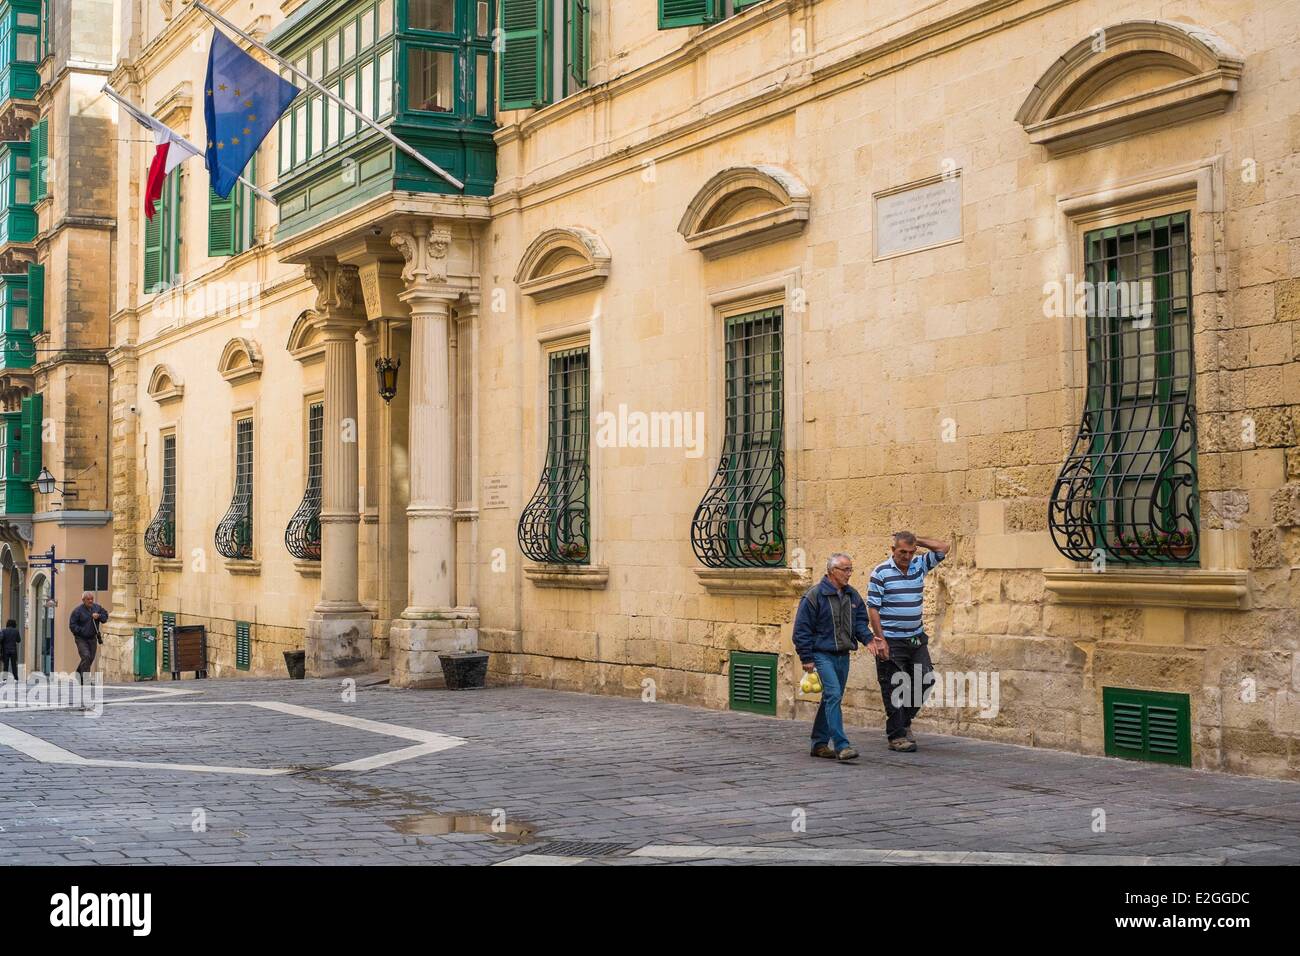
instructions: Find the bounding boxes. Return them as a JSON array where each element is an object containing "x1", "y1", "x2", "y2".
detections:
[
  {"x1": 793, "y1": 553, "x2": 877, "y2": 762},
  {"x1": 0, "y1": 619, "x2": 18, "y2": 680},
  {"x1": 69, "y1": 591, "x2": 108, "y2": 684},
  {"x1": 867, "y1": 531, "x2": 951, "y2": 752}
]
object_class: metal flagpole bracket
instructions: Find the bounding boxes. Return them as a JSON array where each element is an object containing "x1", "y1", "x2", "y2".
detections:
[{"x1": 188, "y1": 0, "x2": 466, "y2": 192}]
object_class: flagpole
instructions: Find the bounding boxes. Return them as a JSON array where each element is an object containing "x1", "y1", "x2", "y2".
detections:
[
  {"x1": 102, "y1": 84, "x2": 275, "y2": 204},
  {"x1": 188, "y1": 0, "x2": 465, "y2": 192}
]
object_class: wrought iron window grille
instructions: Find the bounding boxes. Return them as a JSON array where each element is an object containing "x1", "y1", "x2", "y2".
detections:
[
  {"x1": 286, "y1": 402, "x2": 324, "y2": 560},
  {"x1": 691, "y1": 307, "x2": 785, "y2": 568},
  {"x1": 144, "y1": 434, "x2": 177, "y2": 558},
  {"x1": 215, "y1": 418, "x2": 254, "y2": 559},
  {"x1": 518, "y1": 346, "x2": 590, "y2": 564},
  {"x1": 1049, "y1": 212, "x2": 1199, "y2": 565}
]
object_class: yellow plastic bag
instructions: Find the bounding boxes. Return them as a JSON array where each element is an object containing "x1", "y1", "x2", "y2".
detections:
[{"x1": 800, "y1": 670, "x2": 823, "y2": 695}]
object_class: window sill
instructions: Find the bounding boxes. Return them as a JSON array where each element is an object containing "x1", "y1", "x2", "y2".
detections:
[
  {"x1": 224, "y1": 559, "x2": 261, "y2": 576},
  {"x1": 1042, "y1": 567, "x2": 1250, "y2": 611},
  {"x1": 151, "y1": 557, "x2": 182, "y2": 573},
  {"x1": 695, "y1": 566, "x2": 812, "y2": 597},
  {"x1": 524, "y1": 564, "x2": 609, "y2": 590},
  {"x1": 294, "y1": 559, "x2": 321, "y2": 578}
]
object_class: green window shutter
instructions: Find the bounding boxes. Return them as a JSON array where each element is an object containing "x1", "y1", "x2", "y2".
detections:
[
  {"x1": 26, "y1": 262, "x2": 42, "y2": 335},
  {"x1": 143, "y1": 192, "x2": 163, "y2": 293},
  {"x1": 1103, "y1": 687, "x2": 1191, "y2": 767},
  {"x1": 729, "y1": 651, "x2": 777, "y2": 716},
  {"x1": 208, "y1": 186, "x2": 236, "y2": 257},
  {"x1": 235, "y1": 620, "x2": 251, "y2": 671},
  {"x1": 499, "y1": 0, "x2": 547, "y2": 109},
  {"x1": 659, "y1": 0, "x2": 719, "y2": 29},
  {"x1": 734, "y1": 0, "x2": 765, "y2": 9},
  {"x1": 565, "y1": 0, "x2": 589, "y2": 94},
  {"x1": 31, "y1": 119, "x2": 45, "y2": 202},
  {"x1": 19, "y1": 393, "x2": 41, "y2": 482},
  {"x1": 167, "y1": 169, "x2": 183, "y2": 284},
  {"x1": 161, "y1": 611, "x2": 175, "y2": 672}
]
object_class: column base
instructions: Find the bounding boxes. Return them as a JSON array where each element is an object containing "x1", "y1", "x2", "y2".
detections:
[
  {"x1": 99, "y1": 622, "x2": 138, "y2": 683},
  {"x1": 390, "y1": 608, "x2": 479, "y2": 689},
  {"x1": 306, "y1": 606, "x2": 373, "y2": 678}
]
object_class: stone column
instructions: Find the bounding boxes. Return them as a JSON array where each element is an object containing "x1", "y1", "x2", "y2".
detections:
[
  {"x1": 304, "y1": 259, "x2": 371, "y2": 676},
  {"x1": 388, "y1": 222, "x2": 477, "y2": 687},
  {"x1": 454, "y1": 295, "x2": 479, "y2": 610}
]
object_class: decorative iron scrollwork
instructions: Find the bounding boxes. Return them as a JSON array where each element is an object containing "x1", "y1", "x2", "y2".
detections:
[
  {"x1": 145, "y1": 435, "x2": 177, "y2": 558},
  {"x1": 1049, "y1": 212, "x2": 1199, "y2": 565},
  {"x1": 285, "y1": 403, "x2": 323, "y2": 560},
  {"x1": 691, "y1": 307, "x2": 785, "y2": 568},
  {"x1": 518, "y1": 347, "x2": 590, "y2": 564},
  {"x1": 216, "y1": 418, "x2": 254, "y2": 560}
]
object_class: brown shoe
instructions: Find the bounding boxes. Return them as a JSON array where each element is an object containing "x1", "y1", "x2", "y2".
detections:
[
  {"x1": 905, "y1": 727, "x2": 916, "y2": 742},
  {"x1": 836, "y1": 747, "x2": 859, "y2": 761},
  {"x1": 810, "y1": 744, "x2": 836, "y2": 759},
  {"x1": 889, "y1": 738, "x2": 918, "y2": 753}
]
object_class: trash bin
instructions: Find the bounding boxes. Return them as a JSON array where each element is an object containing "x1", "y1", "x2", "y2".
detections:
[
  {"x1": 283, "y1": 650, "x2": 306, "y2": 679},
  {"x1": 133, "y1": 627, "x2": 157, "y2": 681}
]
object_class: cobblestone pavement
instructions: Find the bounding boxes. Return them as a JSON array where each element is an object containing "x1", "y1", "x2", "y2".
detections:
[{"x1": 1, "y1": 678, "x2": 1298, "y2": 866}]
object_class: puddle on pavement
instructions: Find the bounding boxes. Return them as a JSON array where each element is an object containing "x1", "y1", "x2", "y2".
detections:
[{"x1": 391, "y1": 812, "x2": 537, "y2": 844}]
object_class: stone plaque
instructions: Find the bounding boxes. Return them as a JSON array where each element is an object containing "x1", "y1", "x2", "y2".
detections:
[
  {"x1": 873, "y1": 174, "x2": 963, "y2": 260},
  {"x1": 483, "y1": 475, "x2": 510, "y2": 509}
]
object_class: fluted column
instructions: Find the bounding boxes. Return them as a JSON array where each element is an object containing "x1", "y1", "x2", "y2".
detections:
[
  {"x1": 305, "y1": 259, "x2": 371, "y2": 676},
  {"x1": 388, "y1": 220, "x2": 477, "y2": 687}
]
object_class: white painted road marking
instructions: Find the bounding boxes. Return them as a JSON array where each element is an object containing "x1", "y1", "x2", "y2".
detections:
[
  {"x1": 0, "y1": 698, "x2": 466, "y2": 775},
  {"x1": 630, "y1": 845, "x2": 1225, "y2": 865}
]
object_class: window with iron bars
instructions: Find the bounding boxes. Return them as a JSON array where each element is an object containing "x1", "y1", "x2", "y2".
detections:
[
  {"x1": 144, "y1": 433, "x2": 177, "y2": 558},
  {"x1": 286, "y1": 402, "x2": 324, "y2": 560},
  {"x1": 691, "y1": 307, "x2": 784, "y2": 567},
  {"x1": 1049, "y1": 211, "x2": 1199, "y2": 565},
  {"x1": 517, "y1": 345, "x2": 590, "y2": 564},
  {"x1": 215, "y1": 418, "x2": 254, "y2": 559}
]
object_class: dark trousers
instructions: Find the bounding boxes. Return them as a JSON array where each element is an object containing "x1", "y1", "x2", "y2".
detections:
[
  {"x1": 74, "y1": 636, "x2": 97, "y2": 677},
  {"x1": 876, "y1": 639, "x2": 935, "y2": 741},
  {"x1": 1, "y1": 651, "x2": 16, "y2": 679}
]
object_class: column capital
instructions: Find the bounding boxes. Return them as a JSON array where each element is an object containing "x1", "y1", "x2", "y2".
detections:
[
  {"x1": 305, "y1": 258, "x2": 363, "y2": 333},
  {"x1": 391, "y1": 219, "x2": 453, "y2": 286}
]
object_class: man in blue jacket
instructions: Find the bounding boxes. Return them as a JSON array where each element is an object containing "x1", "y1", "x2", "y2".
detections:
[{"x1": 793, "y1": 553, "x2": 885, "y2": 761}]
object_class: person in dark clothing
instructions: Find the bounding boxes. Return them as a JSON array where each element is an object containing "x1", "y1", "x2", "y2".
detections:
[
  {"x1": 69, "y1": 592, "x2": 108, "y2": 681},
  {"x1": 0, "y1": 619, "x2": 18, "y2": 680}
]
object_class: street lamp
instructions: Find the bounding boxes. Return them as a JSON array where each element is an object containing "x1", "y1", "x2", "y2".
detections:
[
  {"x1": 374, "y1": 316, "x2": 400, "y2": 404},
  {"x1": 33, "y1": 466, "x2": 77, "y2": 500}
]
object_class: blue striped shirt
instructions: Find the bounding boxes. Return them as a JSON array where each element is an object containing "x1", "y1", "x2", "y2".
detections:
[{"x1": 867, "y1": 550, "x2": 945, "y2": 640}]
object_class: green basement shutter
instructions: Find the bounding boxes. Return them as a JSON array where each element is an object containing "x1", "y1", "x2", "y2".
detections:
[
  {"x1": 729, "y1": 651, "x2": 777, "y2": 716},
  {"x1": 161, "y1": 611, "x2": 175, "y2": 672},
  {"x1": 499, "y1": 0, "x2": 546, "y2": 109},
  {"x1": 236, "y1": 620, "x2": 251, "y2": 671},
  {"x1": 1103, "y1": 687, "x2": 1191, "y2": 767},
  {"x1": 143, "y1": 194, "x2": 164, "y2": 292},
  {"x1": 659, "y1": 0, "x2": 719, "y2": 29},
  {"x1": 25, "y1": 262, "x2": 42, "y2": 335}
]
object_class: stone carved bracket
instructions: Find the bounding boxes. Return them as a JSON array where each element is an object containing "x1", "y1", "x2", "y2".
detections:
[
  {"x1": 305, "y1": 259, "x2": 360, "y2": 318},
  {"x1": 391, "y1": 221, "x2": 453, "y2": 285}
]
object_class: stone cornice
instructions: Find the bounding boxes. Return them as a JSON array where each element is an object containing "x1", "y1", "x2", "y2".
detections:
[
  {"x1": 1043, "y1": 568, "x2": 1251, "y2": 611},
  {"x1": 694, "y1": 566, "x2": 813, "y2": 597}
]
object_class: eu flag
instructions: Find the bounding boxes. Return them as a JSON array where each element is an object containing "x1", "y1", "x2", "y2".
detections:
[{"x1": 204, "y1": 29, "x2": 299, "y2": 198}]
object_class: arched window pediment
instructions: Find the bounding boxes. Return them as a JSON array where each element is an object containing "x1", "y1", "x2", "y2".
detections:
[
  {"x1": 1016, "y1": 20, "x2": 1244, "y2": 155},
  {"x1": 218, "y1": 337, "x2": 263, "y2": 385},
  {"x1": 678, "y1": 165, "x2": 810, "y2": 260},
  {"x1": 286, "y1": 311, "x2": 326, "y2": 365},
  {"x1": 147, "y1": 364, "x2": 185, "y2": 404},
  {"x1": 515, "y1": 227, "x2": 611, "y2": 302}
]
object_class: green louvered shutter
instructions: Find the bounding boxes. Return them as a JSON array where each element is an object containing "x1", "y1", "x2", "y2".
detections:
[
  {"x1": 236, "y1": 620, "x2": 251, "y2": 670},
  {"x1": 659, "y1": 0, "x2": 719, "y2": 29},
  {"x1": 734, "y1": 0, "x2": 765, "y2": 9},
  {"x1": 208, "y1": 186, "x2": 236, "y2": 257},
  {"x1": 19, "y1": 393, "x2": 41, "y2": 481},
  {"x1": 143, "y1": 195, "x2": 164, "y2": 292},
  {"x1": 729, "y1": 651, "x2": 777, "y2": 716},
  {"x1": 161, "y1": 611, "x2": 175, "y2": 672},
  {"x1": 499, "y1": 0, "x2": 546, "y2": 109},
  {"x1": 26, "y1": 263, "x2": 42, "y2": 335},
  {"x1": 565, "y1": 0, "x2": 589, "y2": 94},
  {"x1": 1103, "y1": 687, "x2": 1191, "y2": 767},
  {"x1": 31, "y1": 119, "x2": 46, "y2": 202},
  {"x1": 166, "y1": 169, "x2": 183, "y2": 284}
]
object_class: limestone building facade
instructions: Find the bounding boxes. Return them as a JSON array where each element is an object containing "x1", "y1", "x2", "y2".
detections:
[{"x1": 98, "y1": 0, "x2": 1299, "y2": 779}]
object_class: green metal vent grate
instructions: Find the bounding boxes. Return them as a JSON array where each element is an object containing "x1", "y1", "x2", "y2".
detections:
[
  {"x1": 729, "y1": 651, "x2": 778, "y2": 716},
  {"x1": 1103, "y1": 686, "x2": 1191, "y2": 766},
  {"x1": 161, "y1": 612, "x2": 175, "y2": 672},
  {"x1": 236, "y1": 620, "x2": 251, "y2": 671}
]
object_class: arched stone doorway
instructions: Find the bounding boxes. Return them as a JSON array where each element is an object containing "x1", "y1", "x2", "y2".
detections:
[{"x1": 29, "y1": 572, "x2": 49, "y2": 675}]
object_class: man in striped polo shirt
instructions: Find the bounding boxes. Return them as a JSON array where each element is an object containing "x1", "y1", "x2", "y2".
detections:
[{"x1": 866, "y1": 530, "x2": 951, "y2": 752}]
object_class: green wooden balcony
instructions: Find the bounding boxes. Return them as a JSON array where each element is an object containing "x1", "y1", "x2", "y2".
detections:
[
  {"x1": 269, "y1": 0, "x2": 497, "y2": 239},
  {"x1": 0, "y1": 139, "x2": 34, "y2": 247},
  {"x1": 0, "y1": 270, "x2": 32, "y2": 369},
  {"x1": 0, "y1": 0, "x2": 40, "y2": 108},
  {"x1": 0, "y1": 392, "x2": 39, "y2": 514}
]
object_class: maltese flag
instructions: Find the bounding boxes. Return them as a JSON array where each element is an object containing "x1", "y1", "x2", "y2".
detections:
[{"x1": 103, "y1": 85, "x2": 201, "y2": 221}]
